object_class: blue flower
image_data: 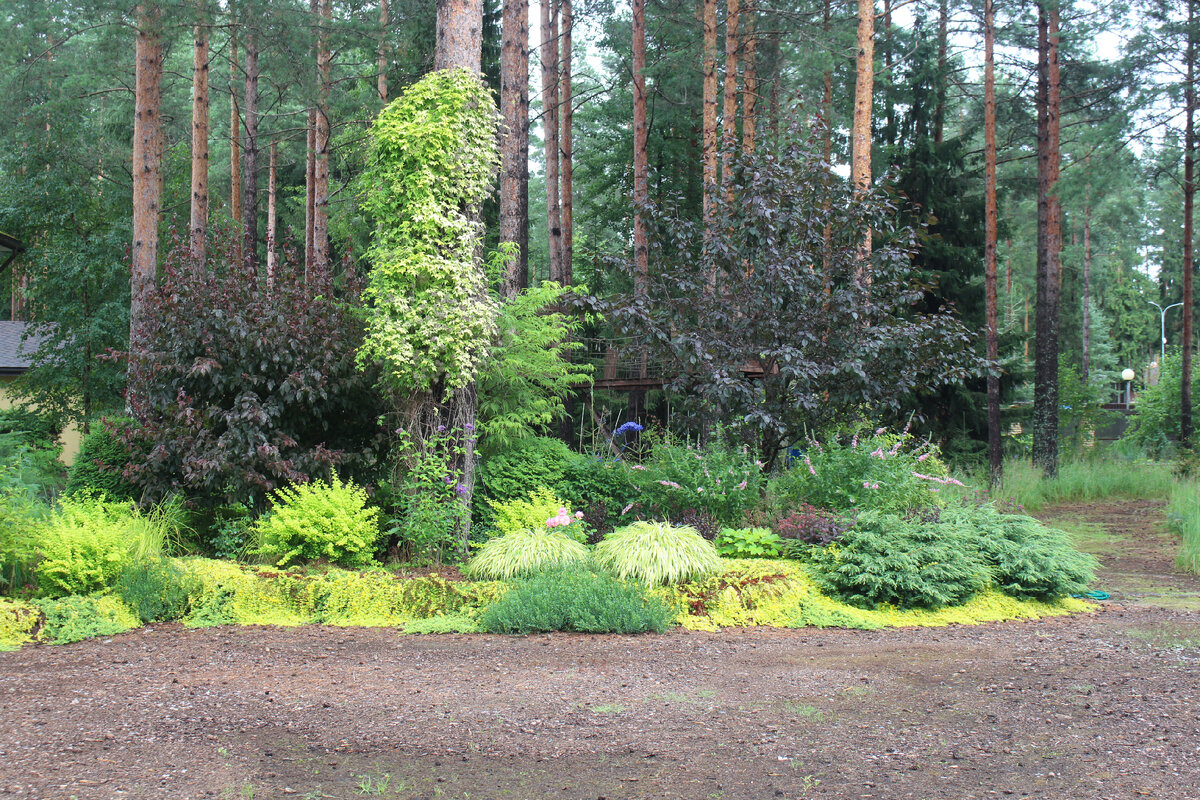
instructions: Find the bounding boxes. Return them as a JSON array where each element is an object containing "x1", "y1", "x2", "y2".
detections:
[{"x1": 614, "y1": 421, "x2": 644, "y2": 436}]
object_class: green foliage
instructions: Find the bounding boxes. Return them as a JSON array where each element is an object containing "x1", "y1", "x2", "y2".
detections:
[
  {"x1": 33, "y1": 595, "x2": 139, "y2": 645},
  {"x1": 113, "y1": 556, "x2": 199, "y2": 623},
  {"x1": 477, "y1": 281, "x2": 593, "y2": 455},
  {"x1": 1, "y1": 457, "x2": 49, "y2": 594},
  {"x1": 592, "y1": 521, "x2": 721, "y2": 586},
  {"x1": 64, "y1": 418, "x2": 138, "y2": 502},
  {"x1": 477, "y1": 436, "x2": 573, "y2": 505},
  {"x1": 714, "y1": 527, "x2": 784, "y2": 559},
  {"x1": 772, "y1": 430, "x2": 957, "y2": 515},
  {"x1": 942, "y1": 507, "x2": 1097, "y2": 601},
  {"x1": 253, "y1": 474, "x2": 380, "y2": 568},
  {"x1": 464, "y1": 529, "x2": 589, "y2": 581},
  {"x1": 478, "y1": 565, "x2": 676, "y2": 634},
  {"x1": 399, "y1": 614, "x2": 481, "y2": 634},
  {"x1": 1057, "y1": 356, "x2": 1121, "y2": 456},
  {"x1": 31, "y1": 495, "x2": 175, "y2": 597},
  {"x1": 207, "y1": 504, "x2": 253, "y2": 561},
  {"x1": 487, "y1": 488, "x2": 587, "y2": 542},
  {"x1": 810, "y1": 513, "x2": 988, "y2": 610},
  {"x1": 1122, "y1": 351, "x2": 1197, "y2": 456},
  {"x1": 0, "y1": 598, "x2": 40, "y2": 650},
  {"x1": 359, "y1": 69, "x2": 500, "y2": 396},
  {"x1": 631, "y1": 433, "x2": 764, "y2": 527},
  {"x1": 0, "y1": 409, "x2": 65, "y2": 499},
  {"x1": 558, "y1": 454, "x2": 638, "y2": 528}
]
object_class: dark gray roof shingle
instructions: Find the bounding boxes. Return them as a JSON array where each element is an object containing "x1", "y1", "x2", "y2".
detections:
[{"x1": 0, "y1": 321, "x2": 45, "y2": 372}]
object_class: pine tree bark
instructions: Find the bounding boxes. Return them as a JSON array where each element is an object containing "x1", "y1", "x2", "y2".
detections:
[
  {"x1": 702, "y1": 0, "x2": 718, "y2": 234},
  {"x1": 499, "y1": 0, "x2": 530, "y2": 296},
  {"x1": 560, "y1": 0, "x2": 573, "y2": 284},
  {"x1": 190, "y1": 20, "x2": 210, "y2": 268},
  {"x1": 983, "y1": 0, "x2": 1001, "y2": 486},
  {"x1": 1033, "y1": 1, "x2": 1063, "y2": 478},
  {"x1": 267, "y1": 139, "x2": 277, "y2": 289},
  {"x1": 721, "y1": 0, "x2": 739, "y2": 190},
  {"x1": 1082, "y1": 182, "x2": 1091, "y2": 382},
  {"x1": 741, "y1": 0, "x2": 757, "y2": 154},
  {"x1": 1183, "y1": 0, "x2": 1196, "y2": 447},
  {"x1": 883, "y1": 0, "x2": 894, "y2": 147},
  {"x1": 131, "y1": 4, "x2": 163, "y2": 396},
  {"x1": 241, "y1": 27, "x2": 259, "y2": 267},
  {"x1": 632, "y1": 0, "x2": 649, "y2": 297},
  {"x1": 541, "y1": 0, "x2": 563, "y2": 282},
  {"x1": 853, "y1": 0, "x2": 875, "y2": 266},
  {"x1": 436, "y1": 0, "x2": 483, "y2": 73},
  {"x1": 305, "y1": 111, "x2": 315, "y2": 280},
  {"x1": 378, "y1": 0, "x2": 389, "y2": 102},
  {"x1": 934, "y1": 0, "x2": 948, "y2": 144},
  {"x1": 313, "y1": 0, "x2": 332, "y2": 280},
  {"x1": 229, "y1": 27, "x2": 242, "y2": 261}
]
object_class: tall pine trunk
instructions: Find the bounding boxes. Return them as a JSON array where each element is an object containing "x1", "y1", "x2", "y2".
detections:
[
  {"x1": 1082, "y1": 181, "x2": 1091, "y2": 382},
  {"x1": 984, "y1": 0, "x2": 1001, "y2": 486},
  {"x1": 1183, "y1": 0, "x2": 1196, "y2": 447},
  {"x1": 702, "y1": 0, "x2": 718, "y2": 236},
  {"x1": 190, "y1": 19, "x2": 210, "y2": 268},
  {"x1": 541, "y1": 0, "x2": 562, "y2": 282},
  {"x1": 267, "y1": 139, "x2": 277, "y2": 289},
  {"x1": 378, "y1": 0, "x2": 389, "y2": 102},
  {"x1": 229, "y1": 27, "x2": 242, "y2": 261},
  {"x1": 741, "y1": 0, "x2": 756, "y2": 154},
  {"x1": 853, "y1": 0, "x2": 874, "y2": 267},
  {"x1": 560, "y1": 0, "x2": 573, "y2": 284},
  {"x1": 721, "y1": 0, "x2": 739, "y2": 190},
  {"x1": 131, "y1": 4, "x2": 163, "y2": 402},
  {"x1": 499, "y1": 0, "x2": 530, "y2": 296},
  {"x1": 313, "y1": 0, "x2": 332, "y2": 279},
  {"x1": 632, "y1": 0, "x2": 649, "y2": 298},
  {"x1": 1033, "y1": 1, "x2": 1063, "y2": 478},
  {"x1": 934, "y1": 0, "x2": 948, "y2": 144},
  {"x1": 242, "y1": 28, "x2": 259, "y2": 267}
]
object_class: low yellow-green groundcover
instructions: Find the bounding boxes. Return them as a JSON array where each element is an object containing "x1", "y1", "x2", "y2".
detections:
[{"x1": 0, "y1": 557, "x2": 1095, "y2": 649}]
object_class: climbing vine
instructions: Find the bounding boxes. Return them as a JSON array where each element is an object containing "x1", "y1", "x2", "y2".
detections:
[{"x1": 358, "y1": 69, "x2": 501, "y2": 396}]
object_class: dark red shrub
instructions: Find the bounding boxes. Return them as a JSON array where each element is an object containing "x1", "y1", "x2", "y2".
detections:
[{"x1": 774, "y1": 504, "x2": 853, "y2": 547}]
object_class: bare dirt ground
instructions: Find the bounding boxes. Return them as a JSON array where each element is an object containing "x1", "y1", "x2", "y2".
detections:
[{"x1": 2, "y1": 500, "x2": 1198, "y2": 800}]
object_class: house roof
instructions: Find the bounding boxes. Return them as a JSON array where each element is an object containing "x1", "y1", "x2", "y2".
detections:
[
  {"x1": 0, "y1": 232, "x2": 20, "y2": 256},
  {"x1": 0, "y1": 320, "x2": 45, "y2": 374}
]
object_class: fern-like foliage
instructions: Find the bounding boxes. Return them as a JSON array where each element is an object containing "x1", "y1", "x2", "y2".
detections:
[
  {"x1": 464, "y1": 528, "x2": 589, "y2": 581},
  {"x1": 593, "y1": 521, "x2": 721, "y2": 586},
  {"x1": 253, "y1": 473, "x2": 380, "y2": 568}
]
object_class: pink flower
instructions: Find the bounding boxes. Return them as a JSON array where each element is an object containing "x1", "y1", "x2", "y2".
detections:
[
  {"x1": 917, "y1": 452, "x2": 931, "y2": 462},
  {"x1": 621, "y1": 503, "x2": 634, "y2": 515},
  {"x1": 735, "y1": 480, "x2": 748, "y2": 490},
  {"x1": 870, "y1": 448, "x2": 885, "y2": 459},
  {"x1": 804, "y1": 455, "x2": 816, "y2": 476},
  {"x1": 875, "y1": 427, "x2": 886, "y2": 435},
  {"x1": 631, "y1": 464, "x2": 647, "y2": 470},
  {"x1": 575, "y1": 511, "x2": 584, "y2": 519}
]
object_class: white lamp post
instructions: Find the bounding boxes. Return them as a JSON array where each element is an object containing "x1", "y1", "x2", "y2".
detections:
[
  {"x1": 1122, "y1": 367, "x2": 1136, "y2": 408},
  {"x1": 1148, "y1": 300, "x2": 1184, "y2": 360}
]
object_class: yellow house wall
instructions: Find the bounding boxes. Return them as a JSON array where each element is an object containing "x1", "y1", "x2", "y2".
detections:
[{"x1": 0, "y1": 374, "x2": 81, "y2": 465}]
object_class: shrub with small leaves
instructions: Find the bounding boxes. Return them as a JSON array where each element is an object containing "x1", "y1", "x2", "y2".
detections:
[
  {"x1": 64, "y1": 417, "x2": 139, "y2": 502},
  {"x1": 593, "y1": 521, "x2": 721, "y2": 586},
  {"x1": 810, "y1": 512, "x2": 988, "y2": 609},
  {"x1": 772, "y1": 504, "x2": 853, "y2": 548},
  {"x1": 714, "y1": 527, "x2": 784, "y2": 559},
  {"x1": 668, "y1": 508, "x2": 721, "y2": 541},
  {"x1": 253, "y1": 473, "x2": 380, "y2": 568},
  {"x1": 113, "y1": 556, "x2": 200, "y2": 623},
  {"x1": 479, "y1": 565, "x2": 675, "y2": 634},
  {"x1": 487, "y1": 487, "x2": 587, "y2": 542},
  {"x1": 33, "y1": 595, "x2": 140, "y2": 645},
  {"x1": 464, "y1": 528, "x2": 589, "y2": 581}
]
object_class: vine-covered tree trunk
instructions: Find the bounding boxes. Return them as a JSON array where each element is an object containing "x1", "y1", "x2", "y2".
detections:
[
  {"x1": 1033, "y1": 1, "x2": 1062, "y2": 478},
  {"x1": 190, "y1": 20, "x2": 209, "y2": 268},
  {"x1": 1183, "y1": 0, "x2": 1196, "y2": 448},
  {"x1": 561, "y1": 0, "x2": 573, "y2": 284},
  {"x1": 541, "y1": 0, "x2": 562, "y2": 283},
  {"x1": 632, "y1": 0, "x2": 648, "y2": 297},
  {"x1": 131, "y1": 3, "x2": 163, "y2": 394},
  {"x1": 499, "y1": 0, "x2": 529, "y2": 296},
  {"x1": 242, "y1": 27, "x2": 259, "y2": 267},
  {"x1": 852, "y1": 0, "x2": 874, "y2": 267},
  {"x1": 984, "y1": 0, "x2": 1001, "y2": 486},
  {"x1": 313, "y1": 0, "x2": 332, "y2": 279}
]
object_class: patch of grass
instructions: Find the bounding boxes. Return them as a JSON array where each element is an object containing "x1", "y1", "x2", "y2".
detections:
[
  {"x1": 782, "y1": 702, "x2": 826, "y2": 721},
  {"x1": 1124, "y1": 623, "x2": 1200, "y2": 650},
  {"x1": 995, "y1": 459, "x2": 1174, "y2": 512},
  {"x1": 590, "y1": 703, "x2": 625, "y2": 714},
  {"x1": 1167, "y1": 481, "x2": 1200, "y2": 574}
]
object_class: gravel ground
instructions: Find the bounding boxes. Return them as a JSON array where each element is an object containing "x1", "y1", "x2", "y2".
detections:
[{"x1": 1, "y1": 500, "x2": 1196, "y2": 800}]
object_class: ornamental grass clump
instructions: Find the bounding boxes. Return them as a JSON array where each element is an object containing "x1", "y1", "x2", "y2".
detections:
[
  {"x1": 465, "y1": 528, "x2": 589, "y2": 581},
  {"x1": 478, "y1": 565, "x2": 676, "y2": 634},
  {"x1": 593, "y1": 521, "x2": 721, "y2": 586},
  {"x1": 253, "y1": 473, "x2": 380, "y2": 568}
]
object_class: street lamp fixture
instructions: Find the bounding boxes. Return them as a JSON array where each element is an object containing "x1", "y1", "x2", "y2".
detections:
[
  {"x1": 1122, "y1": 367, "x2": 1136, "y2": 408},
  {"x1": 1147, "y1": 300, "x2": 1184, "y2": 360}
]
